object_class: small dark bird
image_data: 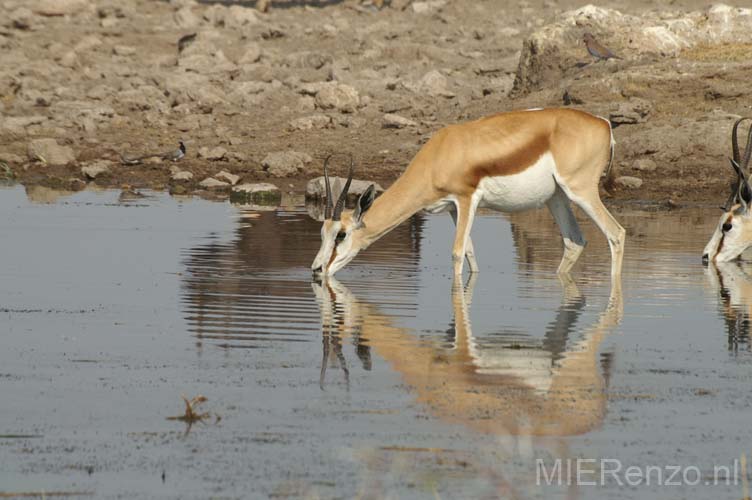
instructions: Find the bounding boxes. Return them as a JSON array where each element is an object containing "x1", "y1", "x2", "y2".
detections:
[
  {"x1": 161, "y1": 141, "x2": 186, "y2": 162},
  {"x1": 119, "y1": 141, "x2": 186, "y2": 165},
  {"x1": 583, "y1": 32, "x2": 622, "y2": 62}
]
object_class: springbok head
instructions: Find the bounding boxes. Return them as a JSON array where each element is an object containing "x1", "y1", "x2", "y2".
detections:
[
  {"x1": 704, "y1": 118, "x2": 752, "y2": 264},
  {"x1": 311, "y1": 154, "x2": 376, "y2": 277}
]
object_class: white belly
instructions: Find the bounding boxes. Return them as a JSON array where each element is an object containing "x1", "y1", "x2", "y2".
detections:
[{"x1": 475, "y1": 152, "x2": 557, "y2": 212}]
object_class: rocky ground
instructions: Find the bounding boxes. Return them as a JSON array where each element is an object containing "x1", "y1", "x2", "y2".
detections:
[{"x1": 1, "y1": 0, "x2": 751, "y2": 204}]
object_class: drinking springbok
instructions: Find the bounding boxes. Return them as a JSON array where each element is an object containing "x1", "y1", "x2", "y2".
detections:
[
  {"x1": 311, "y1": 108, "x2": 625, "y2": 280},
  {"x1": 704, "y1": 117, "x2": 752, "y2": 263}
]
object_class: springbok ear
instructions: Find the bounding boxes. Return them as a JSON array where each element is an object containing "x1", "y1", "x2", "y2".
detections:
[{"x1": 353, "y1": 184, "x2": 376, "y2": 223}]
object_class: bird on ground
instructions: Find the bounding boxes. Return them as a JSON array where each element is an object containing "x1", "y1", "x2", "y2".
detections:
[
  {"x1": 119, "y1": 141, "x2": 186, "y2": 165},
  {"x1": 161, "y1": 141, "x2": 186, "y2": 162},
  {"x1": 583, "y1": 32, "x2": 622, "y2": 62}
]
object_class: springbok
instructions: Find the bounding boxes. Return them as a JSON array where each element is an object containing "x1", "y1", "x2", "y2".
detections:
[
  {"x1": 311, "y1": 108, "x2": 625, "y2": 280},
  {"x1": 704, "y1": 117, "x2": 752, "y2": 263}
]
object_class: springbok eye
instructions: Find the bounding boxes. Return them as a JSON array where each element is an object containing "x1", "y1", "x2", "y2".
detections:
[
  {"x1": 335, "y1": 231, "x2": 346, "y2": 243},
  {"x1": 723, "y1": 222, "x2": 733, "y2": 232}
]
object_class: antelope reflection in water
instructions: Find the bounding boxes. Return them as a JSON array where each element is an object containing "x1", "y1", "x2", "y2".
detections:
[
  {"x1": 706, "y1": 261, "x2": 752, "y2": 353},
  {"x1": 312, "y1": 275, "x2": 623, "y2": 437}
]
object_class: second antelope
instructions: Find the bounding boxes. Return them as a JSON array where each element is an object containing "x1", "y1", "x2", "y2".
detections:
[
  {"x1": 311, "y1": 108, "x2": 625, "y2": 280},
  {"x1": 704, "y1": 117, "x2": 752, "y2": 263}
]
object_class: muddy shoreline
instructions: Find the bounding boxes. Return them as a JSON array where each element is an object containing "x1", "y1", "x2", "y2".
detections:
[{"x1": 2, "y1": 0, "x2": 751, "y2": 204}]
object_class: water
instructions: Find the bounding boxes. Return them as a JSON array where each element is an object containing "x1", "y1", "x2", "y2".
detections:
[{"x1": 1, "y1": 184, "x2": 751, "y2": 499}]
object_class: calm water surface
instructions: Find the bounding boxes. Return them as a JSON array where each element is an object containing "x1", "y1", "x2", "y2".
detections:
[{"x1": 1, "y1": 184, "x2": 752, "y2": 499}]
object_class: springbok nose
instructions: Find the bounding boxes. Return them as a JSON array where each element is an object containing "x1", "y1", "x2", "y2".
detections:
[
  {"x1": 702, "y1": 254, "x2": 709, "y2": 265},
  {"x1": 312, "y1": 265, "x2": 322, "y2": 275}
]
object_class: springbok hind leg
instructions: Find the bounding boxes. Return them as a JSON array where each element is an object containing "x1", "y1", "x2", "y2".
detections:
[
  {"x1": 448, "y1": 204, "x2": 479, "y2": 273},
  {"x1": 571, "y1": 191, "x2": 626, "y2": 279},
  {"x1": 547, "y1": 184, "x2": 587, "y2": 275}
]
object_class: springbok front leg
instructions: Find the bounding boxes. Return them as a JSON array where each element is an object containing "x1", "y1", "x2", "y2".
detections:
[
  {"x1": 547, "y1": 184, "x2": 587, "y2": 275},
  {"x1": 448, "y1": 204, "x2": 480, "y2": 273},
  {"x1": 451, "y1": 196, "x2": 479, "y2": 278}
]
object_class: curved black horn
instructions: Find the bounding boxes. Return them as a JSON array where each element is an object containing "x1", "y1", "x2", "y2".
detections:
[
  {"x1": 741, "y1": 120, "x2": 752, "y2": 172},
  {"x1": 732, "y1": 118, "x2": 752, "y2": 166},
  {"x1": 723, "y1": 158, "x2": 742, "y2": 211},
  {"x1": 332, "y1": 154, "x2": 354, "y2": 221},
  {"x1": 323, "y1": 154, "x2": 334, "y2": 220}
]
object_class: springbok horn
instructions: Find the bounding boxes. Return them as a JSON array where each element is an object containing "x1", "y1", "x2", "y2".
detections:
[
  {"x1": 741, "y1": 120, "x2": 752, "y2": 173},
  {"x1": 332, "y1": 154, "x2": 354, "y2": 221},
  {"x1": 731, "y1": 118, "x2": 749, "y2": 166},
  {"x1": 730, "y1": 158, "x2": 752, "y2": 211},
  {"x1": 323, "y1": 154, "x2": 334, "y2": 220},
  {"x1": 723, "y1": 158, "x2": 742, "y2": 211}
]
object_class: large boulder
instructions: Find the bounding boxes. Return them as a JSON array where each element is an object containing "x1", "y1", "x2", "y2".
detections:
[
  {"x1": 27, "y1": 138, "x2": 75, "y2": 166},
  {"x1": 511, "y1": 4, "x2": 752, "y2": 96},
  {"x1": 306, "y1": 176, "x2": 384, "y2": 202}
]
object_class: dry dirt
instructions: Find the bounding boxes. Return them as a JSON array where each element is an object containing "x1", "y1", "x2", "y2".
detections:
[{"x1": 1, "y1": 0, "x2": 750, "y2": 204}]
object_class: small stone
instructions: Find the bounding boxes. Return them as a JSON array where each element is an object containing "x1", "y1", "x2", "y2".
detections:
[
  {"x1": 382, "y1": 113, "x2": 417, "y2": 129},
  {"x1": 255, "y1": 0, "x2": 271, "y2": 12},
  {"x1": 262, "y1": 151, "x2": 312, "y2": 177},
  {"x1": 59, "y1": 51, "x2": 78, "y2": 69},
  {"x1": 171, "y1": 170, "x2": 194, "y2": 182},
  {"x1": 315, "y1": 83, "x2": 360, "y2": 113},
  {"x1": 614, "y1": 176, "x2": 643, "y2": 189},
  {"x1": 81, "y1": 161, "x2": 112, "y2": 179},
  {"x1": 198, "y1": 146, "x2": 227, "y2": 161},
  {"x1": 113, "y1": 45, "x2": 136, "y2": 56},
  {"x1": 33, "y1": 0, "x2": 89, "y2": 16},
  {"x1": 239, "y1": 43, "x2": 262, "y2": 64},
  {"x1": 288, "y1": 114, "x2": 333, "y2": 131},
  {"x1": 10, "y1": 7, "x2": 33, "y2": 30},
  {"x1": 199, "y1": 177, "x2": 230, "y2": 189},
  {"x1": 230, "y1": 182, "x2": 281, "y2": 205},
  {"x1": 68, "y1": 178, "x2": 86, "y2": 191},
  {"x1": 28, "y1": 138, "x2": 76, "y2": 166},
  {"x1": 216, "y1": 170, "x2": 240, "y2": 185},
  {"x1": 174, "y1": 7, "x2": 199, "y2": 28},
  {"x1": 634, "y1": 158, "x2": 657, "y2": 172}
]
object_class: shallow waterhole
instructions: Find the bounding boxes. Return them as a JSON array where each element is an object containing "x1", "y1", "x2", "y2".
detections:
[{"x1": 1, "y1": 185, "x2": 751, "y2": 499}]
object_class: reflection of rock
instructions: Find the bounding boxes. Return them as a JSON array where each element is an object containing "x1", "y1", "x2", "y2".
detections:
[
  {"x1": 230, "y1": 183, "x2": 281, "y2": 205},
  {"x1": 24, "y1": 185, "x2": 75, "y2": 204}
]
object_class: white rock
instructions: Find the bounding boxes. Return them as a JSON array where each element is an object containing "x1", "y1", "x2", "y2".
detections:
[
  {"x1": 314, "y1": 83, "x2": 360, "y2": 113},
  {"x1": 216, "y1": 170, "x2": 240, "y2": 185},
  {"x1": 198, "y1": 146, "x2": 227, "y2": 161},
  {"x1": 174, "y1": 7, "x2": 199, "y2": 28},
  {"x1": 171, "y1": 170, "x2": 194, "y2": 181},
  {"x1": 199, "y1": 177, "x2": 230, "y2": 189},
  {"x1": 614, "y1": 176, "x2": 643, "y2": 189},
  {"x1": 382, "y1": 113, "x2": 417, "y2": 129},
  {"x1": 33, "y1": 0, "x2": 89, "y2": 16},
  {"x1": 289, "y1": 114, "x2": 332, "y2": 131}
]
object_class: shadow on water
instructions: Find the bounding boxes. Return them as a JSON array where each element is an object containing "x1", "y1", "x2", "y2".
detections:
[
  {"x1": 706, "y1": 261, "x2": 752, "y2": 353},
  {"x1": 180, "y1": 206, "x2": 424, "y2": 349}
]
